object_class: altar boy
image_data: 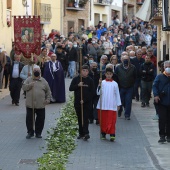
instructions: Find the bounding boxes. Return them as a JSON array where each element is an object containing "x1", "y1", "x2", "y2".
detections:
[{"x1": 97, "y1": 67, "x2": 121, "y2": 141}]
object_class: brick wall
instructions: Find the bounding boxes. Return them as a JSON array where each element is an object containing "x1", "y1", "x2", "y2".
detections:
[{"x1": 63, "y1": 2, "x2": 89, "y2": 37}]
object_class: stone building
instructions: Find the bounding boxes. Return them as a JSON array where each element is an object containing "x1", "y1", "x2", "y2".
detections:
[
  {"x1": 0, "y1": 0, "x2": 61, "y2": 54},
  {"x1": 62, "y1": 1, "x2": 90, "y2": 36}
]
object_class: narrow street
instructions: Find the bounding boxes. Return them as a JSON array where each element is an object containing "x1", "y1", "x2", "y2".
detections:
[{"x1": 0, "y1": 79, "x2": 170, "y2": 170}]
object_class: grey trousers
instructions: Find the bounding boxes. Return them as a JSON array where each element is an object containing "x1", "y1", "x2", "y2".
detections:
[
  {"x1": 0, "y1": 68, "x2": 4, "y2": 89},
  {"x1": 141, "y1": 80, "x2": 153, "y2": 104}
]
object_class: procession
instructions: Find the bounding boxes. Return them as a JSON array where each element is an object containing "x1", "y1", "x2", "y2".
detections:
[{"x1": 0, "y1": 0, "x2": 170, "y2": 170}]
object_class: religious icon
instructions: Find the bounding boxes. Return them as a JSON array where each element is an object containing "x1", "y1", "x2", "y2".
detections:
[{"x1": 21, "y1": 28, "x2": 34, "y2": 43}]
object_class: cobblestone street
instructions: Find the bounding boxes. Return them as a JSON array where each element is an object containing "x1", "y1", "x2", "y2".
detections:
[{"x1": 0, "y1": 79, "x2": 170, "y2": 170}]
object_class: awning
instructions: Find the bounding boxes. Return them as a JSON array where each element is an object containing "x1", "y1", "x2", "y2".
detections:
[{"x1": 135, "y1": 0, "x2": 151, "y2": 21}]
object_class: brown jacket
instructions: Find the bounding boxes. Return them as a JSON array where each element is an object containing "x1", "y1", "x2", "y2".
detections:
[{"x1": 22, "y1": 77, "x2": 51, "y2": 109}]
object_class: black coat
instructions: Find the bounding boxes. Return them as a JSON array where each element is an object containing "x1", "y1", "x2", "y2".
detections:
[
  {"x1": 9, "y1": 62, "x2": 24, "y2": 82},
  {"x1": 69, "y1": 75, "x2": 95, "y2": 105},
  {"x1": 140, "y1": 62, "x2": 155, "y2": 82},
  {"x1": 66, "y1": 47, "x2": 78, "y2": 62},
  {"x1": 56, "y1": 52, "x2": 68, "y2": 71}
]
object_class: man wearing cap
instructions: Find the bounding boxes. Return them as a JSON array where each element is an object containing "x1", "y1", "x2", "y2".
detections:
[
  {"x1": 43, "y1": 53, "x2": 66, "y2": 103},
  {"x1": 22, "y1": 67, "x2": 51, "y2": 139}
]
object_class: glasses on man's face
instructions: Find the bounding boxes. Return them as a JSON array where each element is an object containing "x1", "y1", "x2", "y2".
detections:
[
  {"x1": 102, "y1": 59, "x2": 107, "y2": 60},
  {"x1": 112, "y1": 59, "x2": 117, "y2": 60}
]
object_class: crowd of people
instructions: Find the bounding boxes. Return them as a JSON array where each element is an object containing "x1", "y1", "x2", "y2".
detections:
[{"x1": 0, "y1": 15, "x2": 170, "y2": 143}]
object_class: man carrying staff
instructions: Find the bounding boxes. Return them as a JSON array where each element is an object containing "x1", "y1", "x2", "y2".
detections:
[
  {"x1": 69, "y1": 65, "x2": 95, "y2": 141},
  {"x1": 22, "y1": 67, "x2": 51, "y2": 139}
]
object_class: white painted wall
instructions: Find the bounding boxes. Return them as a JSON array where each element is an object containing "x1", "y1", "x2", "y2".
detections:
[
  {"x1": 112, "y1": 0, "x2": 123, "y2": 7},
  {"x1": 27, "y1": 0, "x2": 32, "y2": 16}
]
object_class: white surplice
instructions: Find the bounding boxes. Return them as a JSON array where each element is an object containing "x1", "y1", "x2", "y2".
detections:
[{"x1": 96, "y1": 80, "x2": 121, "y2": 111}]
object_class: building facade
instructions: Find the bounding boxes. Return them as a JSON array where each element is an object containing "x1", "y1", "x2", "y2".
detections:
[{"x1": 0, "y1": 0, "x2": 61, "y2": 54}]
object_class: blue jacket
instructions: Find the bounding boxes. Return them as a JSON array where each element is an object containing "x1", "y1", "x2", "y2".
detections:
[{"x1": 153, "y1": 74, "x2": 170, "y2": 106}]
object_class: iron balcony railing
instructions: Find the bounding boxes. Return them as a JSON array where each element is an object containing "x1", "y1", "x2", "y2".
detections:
[
  {"x1": 150, "y1": 0, "x2": 162, "y2": 19},
  {"x1": 94, "y1": 0, "x2": 113, "y2": 5},
  {"x1": 34, "y1": 3, "x2": 52, "y2": 23}
]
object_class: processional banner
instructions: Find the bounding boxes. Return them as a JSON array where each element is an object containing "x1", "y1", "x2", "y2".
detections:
[{"x1": 14, "y1": 16, "x2": 41, "y2": 58}]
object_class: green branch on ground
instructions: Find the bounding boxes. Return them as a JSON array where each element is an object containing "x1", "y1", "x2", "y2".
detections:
[{"x1": 37, "y1": 95, "x2": 78, "y2": 170}]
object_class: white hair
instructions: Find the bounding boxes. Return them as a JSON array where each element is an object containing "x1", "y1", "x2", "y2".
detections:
[
  {"x1": 101, "y1": 55, "x2": 108, "y2": 59},
  {"x1": 164, "y1": 60, "x2": 170, "y2": 66},
  {"x1": 106, "y1": 63, "x2": 113, "y2": 69}
]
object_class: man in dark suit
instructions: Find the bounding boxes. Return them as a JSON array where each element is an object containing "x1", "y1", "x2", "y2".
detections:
[
  {"x1": 66, "y1": 42, "x2": 78, "y2": 78},
  {"x1": 9, "y1": 54, "x2": 24, "y2": 106}
]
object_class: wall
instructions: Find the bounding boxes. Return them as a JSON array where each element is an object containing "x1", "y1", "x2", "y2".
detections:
[
  {"x1": 0, "y1": 0, "x2": 26, "y2": 54},
  {"x1": 41, "y1": 0, "x2": 61, "y2": 35},
  {"x1": 63, "y1": 2, "x2": 89, "y2": 36}
]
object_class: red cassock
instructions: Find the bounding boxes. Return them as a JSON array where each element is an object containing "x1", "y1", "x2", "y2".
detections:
[{"x1": 98, "y1": 110, "x2": 117, "y2": 134}]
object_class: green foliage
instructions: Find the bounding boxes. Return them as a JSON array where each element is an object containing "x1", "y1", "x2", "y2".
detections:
[{"x1": 37, "y1": 95, "x2": 78, "y2": 170}]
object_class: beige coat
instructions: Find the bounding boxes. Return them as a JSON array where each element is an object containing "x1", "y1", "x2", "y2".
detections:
[{"x1": 22, "y1": 77, "x2": 51, "y2": 109}]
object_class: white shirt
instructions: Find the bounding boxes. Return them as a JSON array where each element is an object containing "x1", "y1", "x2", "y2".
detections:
[
  {"x1": 52, "y1": 61, "x2": 57, "y2": 72},
  {"x1": 12, "y1": 63, "x2": 19, "y2": 78},
  {"x1": 96, "y1": 80, "x2": 121, "y2": 111}
]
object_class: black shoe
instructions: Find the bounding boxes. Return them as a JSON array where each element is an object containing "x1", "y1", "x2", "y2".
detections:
[
  {"x1": 12, "y1": 100, "x2": 14, "y2": 104},
  {"x1": 166, "y1": 136, "x2": 170, "y2": 142},
  {"x1": 101, "y1": 133, "x2": 106, "y2": 140},
  {"x1": 83, "y1": 134, "x2": 90, "y2": 141},
  {"x1": 146, "y1": 103, "x2": 150, "y2": 107},
  {"x1": 36, "y1": 134, "x2": 42, "y2": 138},
  {"x1": 15, "y1": 103, "x2": 19, "y2": 106},
  {"x1": 77, "y1": 134, "x2": 84, "y2": 139},
  {"x1": 118, "y1": 110, "x2": 122, "y2": 117},
  {"x1": 141, "y1": 102, "x2": 145, "y2": 107},
  {"x1": 96, "y1": 120, "x2": 99, "y2": 125},
  {"x1": 135, "y1": 98, "x2": 139, "y2": 102},
  {"x1": 127, "y1": 117, "x2": 131, "y2": 120},
  {"x1": 158, "y1": 136, "x2": 166, "y2": 143},
  {"x1": 26, "y1": 133, "x2": 34, "y2": 139}
]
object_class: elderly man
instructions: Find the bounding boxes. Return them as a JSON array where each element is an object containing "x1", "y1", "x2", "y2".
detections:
[
  {"x1": 153, "y1": 61, "x2": 170, "y2": 143},
  {"x1": 66, "y1": 42, "x2": 78, "y2": 78},
  {"x1": 129, "y1": 51, "x2": 136, "y2": 60},
  {"x1": 43, "y1": 53, "x2": 65, "y2": 103},
  {"x1": 89, "y1": 61, "x2": 100, "y2": 124},
  {"x1": 115, "y1": 54, "x2": 136, "y2": 119},
  {"x1": 22, "y1": 67, "x2": 51, "y2": 139},
  {"x1": 9, "y1": 55, "x2": 24, "y2": 105},
  {"x1": 0, "y1": 48, "x2": 7, "y2": 89},
  {"x1": 131, "y1": 49, "x2": 145, "y2": 101}
]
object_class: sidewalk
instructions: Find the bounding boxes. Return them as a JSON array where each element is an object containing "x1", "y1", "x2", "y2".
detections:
[
  {"x1": 0, "y1": 89, "x2": 10, "y2": 100},
  {"x1": 66, "y1": 99, "x2": 170, "y2": 170},
  {"x1": 0, "y1": 79, "x2": 71, "y2": 170}
]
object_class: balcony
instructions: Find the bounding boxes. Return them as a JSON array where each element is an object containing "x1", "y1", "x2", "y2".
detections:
[
  {"x1": 150, "y1": 0, "x2": 162, "y2": 25},
  {"x1": 93, "y1": 0, "x2": 113, "y2": 6},
  {"x1": 34, "y1": 3, "x2": 52, "y2": 24},
  {"x1": 136, "y1": 0, "x2": 145, "y2": 5}
]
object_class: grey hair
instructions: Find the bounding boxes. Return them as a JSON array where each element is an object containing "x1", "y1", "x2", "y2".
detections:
[
  {"x1": 164, "y1": 60, "x2": 170, "y2": 66},
  {"x1": 136, "y1": 49, "x2": 142, "y2": 54},
  {"x1": 90, "y1": 61, "x2": 97, "y2": 67},
  {"x1": 106, "y1": 63, "x2": 113, "y2": 69},
  {"x1": 51, "y1": 53, "x2": 57, "y2": 57},
  {"x1": 101, "y1": 55, "x2": 108, "y2": 59}
]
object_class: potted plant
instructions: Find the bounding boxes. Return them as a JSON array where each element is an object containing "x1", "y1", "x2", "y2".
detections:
[
  {"x1": 68, "y1": 0, "x2": 74, "y2": 7},
  {"x1": 79, "y1": 0, "x2": 88, "y2": 8}
]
